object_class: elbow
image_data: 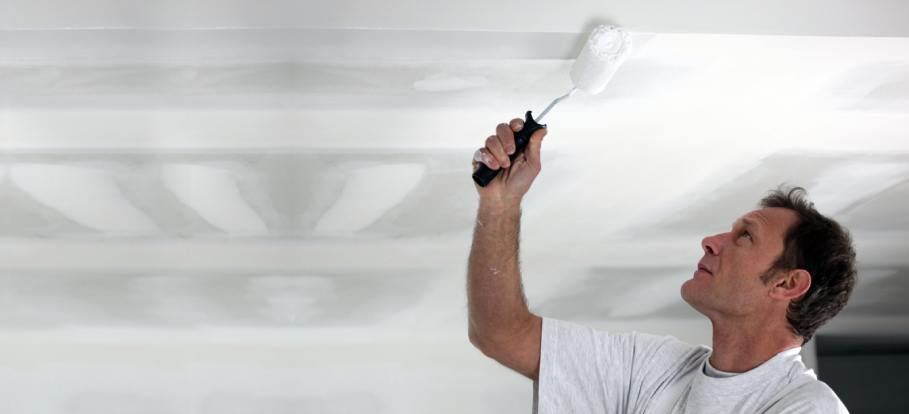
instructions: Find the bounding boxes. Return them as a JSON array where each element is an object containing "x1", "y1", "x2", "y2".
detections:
[
  {"x1": 468, "y1": 326, "x2": 511, "y2": 361},
  {"x1": 468, "y1": 326, "x2": 498, "y2": 356},
  {"x1": 468, "y1": 314, "x2": 536, "y2": 356},
  {"x1": 468, "y1": 326, "x2": 487, "y2": 351}
]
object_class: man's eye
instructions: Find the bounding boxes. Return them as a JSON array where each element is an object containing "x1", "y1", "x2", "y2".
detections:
[{"x1": 739, "y1": 231, "x2": 752, "y2": 240}]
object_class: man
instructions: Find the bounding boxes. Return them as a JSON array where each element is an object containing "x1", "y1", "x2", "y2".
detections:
[{"x1": 467, "y1": 118, "x2": 856, "y2": 413}]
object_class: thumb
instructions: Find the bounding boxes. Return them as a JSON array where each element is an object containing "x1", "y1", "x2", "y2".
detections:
[{"x1": 525, "y1": 127, "x2": 547, "y2": 167}]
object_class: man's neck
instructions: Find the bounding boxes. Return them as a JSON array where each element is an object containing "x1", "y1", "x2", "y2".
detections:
[{"x1": 709, "y1": 315, "x2": 803, "y2": 373}]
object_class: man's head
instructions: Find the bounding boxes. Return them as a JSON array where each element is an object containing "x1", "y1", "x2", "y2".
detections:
[{"x1": 681, "y1": 186, "x2": 857, "y2": 344}]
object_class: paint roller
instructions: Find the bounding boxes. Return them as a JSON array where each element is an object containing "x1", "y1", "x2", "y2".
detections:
[{"x1": 472, "y1": 25, "x2": 632, "y2": 187}]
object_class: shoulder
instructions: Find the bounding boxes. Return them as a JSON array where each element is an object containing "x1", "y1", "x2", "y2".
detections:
[
  {"x1": 541, "y1": 317, "x2": 708, "y2": 367},
  {"x1": 543, "y1": 317, "x2": 705, "y2": 347}
]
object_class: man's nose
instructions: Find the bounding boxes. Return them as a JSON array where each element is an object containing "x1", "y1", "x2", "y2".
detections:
[{"x1": 701, "y1": 233, "x2": 724, "y2": 256}]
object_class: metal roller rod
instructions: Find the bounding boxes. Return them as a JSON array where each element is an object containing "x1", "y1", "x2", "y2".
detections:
[{"x1": 536, "y1": 87, "x2": 578, "y2": 123}]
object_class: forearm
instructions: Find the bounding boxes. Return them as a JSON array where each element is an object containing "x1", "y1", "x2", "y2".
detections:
[{"x1": 467, "y1": 200, "x2": 534, "y2": 346}]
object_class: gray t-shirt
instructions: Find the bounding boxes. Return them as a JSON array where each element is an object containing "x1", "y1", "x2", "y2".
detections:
[{"x1": 533, "y1": 318, "x2": 848, "y2": 414}]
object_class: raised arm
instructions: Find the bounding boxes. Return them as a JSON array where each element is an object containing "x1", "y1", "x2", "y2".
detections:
[{"x1": 467, "y1": 118, "x2": 547, "y2": 380}]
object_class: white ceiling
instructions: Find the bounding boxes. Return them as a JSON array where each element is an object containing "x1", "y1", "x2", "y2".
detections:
[
  {"x1": 1, "y1": 1, "x2": 909, "y2": 412},
  {"x1": 4, "y1": 0, "x2": 909, "y2": 36}
]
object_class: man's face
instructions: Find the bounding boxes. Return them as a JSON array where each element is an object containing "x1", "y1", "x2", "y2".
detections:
[{"x1": 681, "y1": 207, "x2": 799, "y2": 318}]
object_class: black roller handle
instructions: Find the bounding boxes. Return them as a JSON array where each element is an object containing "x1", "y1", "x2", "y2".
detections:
[{"x1": 472, "y1": 110, "x2": 547, "y2": 187}]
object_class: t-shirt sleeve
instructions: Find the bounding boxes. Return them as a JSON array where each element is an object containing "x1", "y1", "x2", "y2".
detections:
[{"x1": 533, "y1": 317, "x2": 704, "y2": 414}]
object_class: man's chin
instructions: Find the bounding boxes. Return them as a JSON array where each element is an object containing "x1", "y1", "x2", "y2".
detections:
[
  {"x1": 680, "y1": 278, "x2": 695, "y2": 301},
  {"x1": 680, "y1": 279, "x2": 706, "y2": 313}
]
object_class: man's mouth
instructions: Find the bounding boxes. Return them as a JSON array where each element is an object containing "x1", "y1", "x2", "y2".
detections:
[{"x1": 697, "y1": 263, "x2": 713, "y2": 275}]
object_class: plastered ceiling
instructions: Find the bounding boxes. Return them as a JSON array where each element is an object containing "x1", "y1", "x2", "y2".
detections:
[{"x1": 1, "y1": 1, "x2": 909, "y2": 412}]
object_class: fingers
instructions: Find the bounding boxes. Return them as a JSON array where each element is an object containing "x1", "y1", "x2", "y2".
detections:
[
  {"x1": 473, "y1": 147, "x2": 499, "y2": 170},
  {"x1": 472, "y1": 118, "x2": 528, "y2": 172},
  {"x1": 485, "y1": 134, "x2": 510, "y2": 169},
  {"x1": 496, "y1": 123, "x2": 516, "y2": 157},
  {"x1": 524, "y1": 127, "x2": 547, "y2": 169}
]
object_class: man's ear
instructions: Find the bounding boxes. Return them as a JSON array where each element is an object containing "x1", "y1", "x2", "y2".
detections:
[{"x1": 770, "y1": 269, "x2": 811, "y2": 301}]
